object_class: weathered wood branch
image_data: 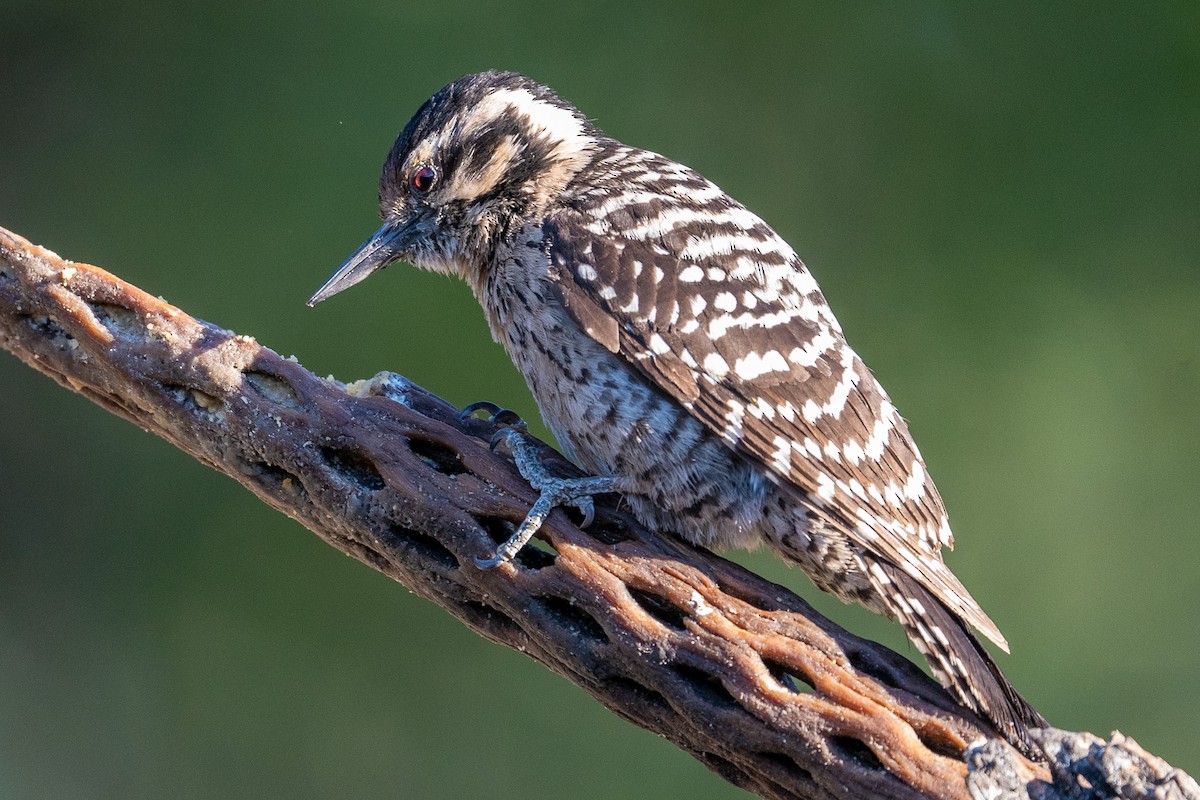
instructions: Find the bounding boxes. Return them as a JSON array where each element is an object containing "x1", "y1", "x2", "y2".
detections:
[{"x1": 2, "y1": 226, "x2": 1193, "y2": 800}]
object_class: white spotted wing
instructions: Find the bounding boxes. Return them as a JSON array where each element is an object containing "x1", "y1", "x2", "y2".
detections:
[{"x1": 545, "y1": 147, "x2": 1006, "y2": 648}]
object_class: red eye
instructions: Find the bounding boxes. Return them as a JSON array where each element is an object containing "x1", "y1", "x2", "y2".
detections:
[{"x1": 411, "y1": 165, "x2": 437, "y2": 192}]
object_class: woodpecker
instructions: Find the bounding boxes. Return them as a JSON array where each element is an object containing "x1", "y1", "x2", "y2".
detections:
[{"x1": 309, "y1": 71, "x2": 1046, "y2": 750}]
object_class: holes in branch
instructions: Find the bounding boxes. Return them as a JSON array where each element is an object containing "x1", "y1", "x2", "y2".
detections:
[
  {"x1": 712, "y1": 576, "x2": 787, "y2": 614},
  {"x1": 628, "y1": 588, "x2": 688, "y2": 631},
  {"x1": 383, "y1": 524, "x2": 458, "y2": 570},
  {"x1": 89, "y1": 302, "x2": 142, "y2": 339},
  {"x1": 579, "y1": 514, "x2": 635, "y2": 546},
  {"x1": 672, "y1": 663, "x2": 739, "y2": 710},
  {"x1": 22, "y1": 314, "x2": 77, "y2": 351},
  {"x1": 320, "y1": 446, "x2": 385, "y2": 491},
  {"x1": 162, "y1": 383, "x2": 225, "y2": 418},
  {"x1": 243, "y1": 370, "x2": 301, "y2": 408},
  {"x1": 409, "y1": 437, "x2": 468, "y2": 476},
  {"x1": 762, "y1": 659, "x2": 815, "y2": 695},
  {"x1": 456, "y1": 599, "x2": 521, "y2": 639},
  {"x1": 535, "y1": 595, "x2": 608, "y2": 644},
  {"x1": 842, "y1": 644, "x2": 915, "y2": 693},
  {"x1": 830, "y1": 736, "x2": 884, "y2": 772},
  {"x1": 914, "y1": 727, "x2": 965, "y2": 761},
  {"x1": 514, "y1": 537, "x2": 557, "y2": 570},
  {"x1": 476, "y1": 515, "x2": 514, "y2": 547},
  {"x1": 25, "y1": 314, "x2": 66, "y2": 338},
  {"x1": 189, "y1": 388, "x2": 223, "y2": 415},
  {"x1": 246, "y1": 461, "x2": 307, "y2": 500},
  {"x1": 473, "y1": 514, "x2": 556, "y2": 570}
]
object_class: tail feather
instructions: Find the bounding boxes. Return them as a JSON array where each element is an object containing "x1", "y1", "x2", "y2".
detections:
[{"x1": 873, "y1": 561, "x2": 1046, "y2": 755}]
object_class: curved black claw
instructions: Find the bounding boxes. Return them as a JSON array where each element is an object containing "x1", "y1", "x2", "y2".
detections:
[
  {"x1": 574, "y1": 495, "x2": 596, "y2": 529},
  {"x1": 460, "y1": 400, "x2": 501, "y2": 420},
  {"x1": 493, "y1": 408, "x2": 527, "y2": 429},
  {"x1": 460, "y1": 401, "x2": 528, "y2": 431}
]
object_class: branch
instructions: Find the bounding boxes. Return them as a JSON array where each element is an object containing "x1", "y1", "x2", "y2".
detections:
[{"x1": 1, "y1": 226, "x2": 1192, "y2": 800}]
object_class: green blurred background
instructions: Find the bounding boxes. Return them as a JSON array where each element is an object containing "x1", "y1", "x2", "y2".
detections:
[{"x1": 2, "y1": 2, "x2": 1197, "y2": 797}]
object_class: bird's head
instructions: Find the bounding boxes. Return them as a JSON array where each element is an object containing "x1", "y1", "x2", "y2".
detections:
[{"x1": 308, "y1": 71, "x2": 600, "y2": 305}]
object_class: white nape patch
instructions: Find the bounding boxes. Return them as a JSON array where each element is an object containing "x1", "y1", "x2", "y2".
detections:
[
  {"x1": 679, "y1": 264, "x2": 705, "y2": 282},
  {"x1": 703, "y1": 351, "x2": 730, "y2": 379},
  {"x1": 478, "y1": 87, "x2": 591, "y2": 158}
]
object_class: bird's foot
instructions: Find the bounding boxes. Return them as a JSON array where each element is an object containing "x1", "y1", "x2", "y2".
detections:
[
  {"x1": 476, "y1": 427, "x2": 616, "y2": 569},
  {"x1": 460, "y1": 400, "x2": 528, "y2": 431}
]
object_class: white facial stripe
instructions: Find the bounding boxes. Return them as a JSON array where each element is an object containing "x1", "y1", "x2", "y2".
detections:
[{"x1": 473, "y1": 87, "x2": 591, "y2": 161}]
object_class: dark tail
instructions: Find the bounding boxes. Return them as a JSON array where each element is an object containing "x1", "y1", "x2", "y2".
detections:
[{"x1": 877, "y1": 562, "x2": 1047, "y2": 756}]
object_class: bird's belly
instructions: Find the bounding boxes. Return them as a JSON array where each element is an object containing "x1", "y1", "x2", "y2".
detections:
[{"x1": 509, "y1": 325, "x2": 770, "y2": 552}]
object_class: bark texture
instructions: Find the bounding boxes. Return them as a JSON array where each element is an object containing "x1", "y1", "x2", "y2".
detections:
[{"x1": 2, "y1": 226, "x2": 1193, "y2": 800}]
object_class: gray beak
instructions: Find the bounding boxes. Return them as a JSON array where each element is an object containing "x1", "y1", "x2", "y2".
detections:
[{"x1": 307, "y1": 222, "x2": 412, "y2": 306}]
